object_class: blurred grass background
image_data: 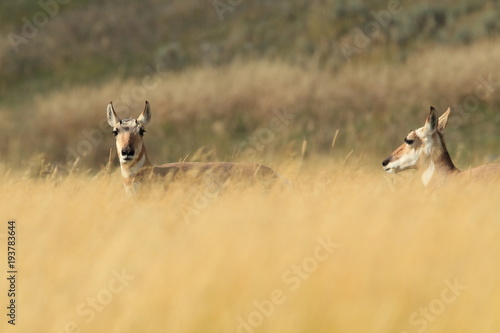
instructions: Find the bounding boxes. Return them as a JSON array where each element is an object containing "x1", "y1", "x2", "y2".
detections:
[
  {"x1": 1, "y1": 2, "x2": 500, "y2": 333},
  {"x1": 1, "y1": 163, "x2": 500, "y2": 332},
  {"x1": 0, "y1": 0, "x2": 499, "y2": 171}
]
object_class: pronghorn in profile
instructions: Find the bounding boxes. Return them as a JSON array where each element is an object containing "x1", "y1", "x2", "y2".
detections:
[
  {"x1": 382, "y1": 106, "x2": 500, "y2": 187},
  {"x1": 107, "y1": 101, "x2": 281, "y2": 193}
]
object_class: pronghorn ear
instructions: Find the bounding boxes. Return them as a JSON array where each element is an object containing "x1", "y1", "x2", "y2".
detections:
[
  {"x1": 437, "y1": 107, "x2": 451, "y2": 132},
  {"x1": 137, "y1": 101, "x2": 151, "y2": 126},
  {"x1": 107, "y1": 102, "x2": 120, "y2": 127},
  {"x1": 424, "y1": 106, "x2": 438, "y2": 135}
]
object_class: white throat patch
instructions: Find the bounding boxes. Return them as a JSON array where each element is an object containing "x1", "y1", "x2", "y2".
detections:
[
  {"x1": 421, "y1": 161, "x2": 435, "y2": 187},
  {"x1": 120, "y1": 151, "x2": 146, "y2": 179}
]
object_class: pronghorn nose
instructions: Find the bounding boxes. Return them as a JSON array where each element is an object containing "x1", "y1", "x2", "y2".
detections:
[
  {"x1": 382, "y1": 157, "x2": 391, "y2": 167},
  {"x1": 121, "y1": 147, "x2": 135, "y2": 157}
]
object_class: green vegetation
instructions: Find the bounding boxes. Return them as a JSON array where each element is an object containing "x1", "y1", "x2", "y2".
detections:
[
  {"x1": 2, "y1": 0, "x2": 500, "y2": 90},
  {"x1": 0, "y1": 0, "x2": 499, "y2": 171},
  {"x1": 1, "y1": 3, "x2": 500, "y2": 332}
]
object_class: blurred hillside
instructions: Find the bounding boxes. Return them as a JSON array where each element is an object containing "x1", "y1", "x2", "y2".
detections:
[
  {"x1": 0, "y1": 0, "x2": 500, "y2": 170},
  {"x1": 2, "y1": 0, "x2": 500, "y2": 97}
]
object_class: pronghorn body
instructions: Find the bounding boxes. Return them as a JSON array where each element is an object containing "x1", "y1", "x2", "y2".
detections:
[
  {"x1": 382, "y1": 106, "x2": 500, "y2": 187},
  {"x1": 107, "y1": 101, "x2": 280, "y2": 193}
]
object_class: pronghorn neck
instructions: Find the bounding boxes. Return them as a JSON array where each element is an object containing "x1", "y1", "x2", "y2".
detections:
[
  {"x1": 120, "y1": 142, "x2": 152, "y2": 180},
  {"x1": 421, "y1": 133, "x2": 459, "y2": 186}
]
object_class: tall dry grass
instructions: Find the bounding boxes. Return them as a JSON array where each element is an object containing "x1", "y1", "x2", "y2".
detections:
[
  {"x1": 1, "y1": 2, "x2": 500, "y2": 332},
  {"x1": 0, "y1": 158, "x2": 499, "y2": 333},
  {"x1": 2, "y1": 38, "x2": 500, "y2": 172}
]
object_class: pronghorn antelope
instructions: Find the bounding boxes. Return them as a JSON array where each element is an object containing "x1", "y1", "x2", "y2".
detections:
[
  {"x1": 382, "y1": 106, "x2": 500, "y2": 187},
  {"x1": 107, "y1": 101, "x2": 281, "y2": 193}
]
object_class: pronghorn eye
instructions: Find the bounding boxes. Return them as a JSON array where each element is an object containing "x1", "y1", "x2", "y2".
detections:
[
  {"x1": 112, "y1": 129, "x2": 119, "y2": 136},
  {"x1": 404, "y1": 138, "x2": 415, "y2": 145},
  {"x1": 139, "y1": 128, "x2": 146, "y2": 136}
]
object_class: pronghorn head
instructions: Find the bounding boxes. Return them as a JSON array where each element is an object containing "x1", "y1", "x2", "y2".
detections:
[
  {"x1": 382, "y1": 106, "x2": 451, "y2": 174},
  {"x1": 107, "y1": 101, "x2": 151, "y2": 166}
]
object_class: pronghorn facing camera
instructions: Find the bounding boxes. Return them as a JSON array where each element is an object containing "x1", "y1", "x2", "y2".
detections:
[
  {"x1": 382, "y1": 106, "x2": 500, "y2": 187},
  {"x1": 107, "y1": 101, "x2": 282, "y2": 193}
]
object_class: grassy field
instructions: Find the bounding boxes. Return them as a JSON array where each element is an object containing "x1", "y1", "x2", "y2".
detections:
[
  {"x1": 1, "y1": 1, "x2": 500, "y2": 171},
  {"x1": 2, "y1": 38, "x2": 500, "y2": 173},
  {"x1": 1, "y1": 0, "x2": 500, "y2": 173},
  {"x1": 1, "y1": 1, "x2": 500, "y2": 332},
  {"x1": 1, "y1": 159, "x2": 500, "y2": 332}
]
